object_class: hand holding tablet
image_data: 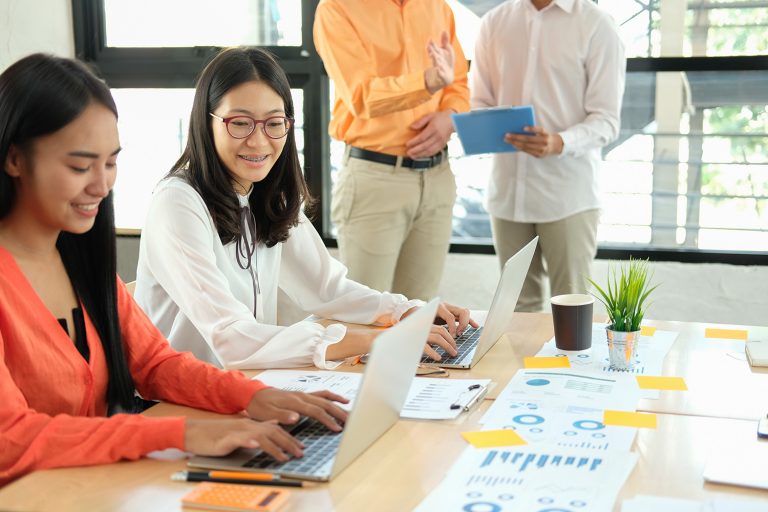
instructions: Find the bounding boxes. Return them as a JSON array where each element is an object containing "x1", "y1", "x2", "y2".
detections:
[{"x1": 451, "y1": 105, "x2": 535, "y2": 155}]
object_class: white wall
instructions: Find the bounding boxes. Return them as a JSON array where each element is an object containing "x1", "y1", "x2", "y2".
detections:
[{"x1": 0, "y1": 0, "x2": 74, "y2": 70}]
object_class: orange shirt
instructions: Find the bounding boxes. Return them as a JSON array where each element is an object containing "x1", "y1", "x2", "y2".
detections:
[
  {"x1": 313, "y1": 0, "x2": 470, "y2": 155},
  {"x1": 0, "y1": 247, "x2": 267, "y2": 485}
]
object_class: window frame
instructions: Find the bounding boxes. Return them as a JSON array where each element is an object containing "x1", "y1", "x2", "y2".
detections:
[{"x1": 72, "y1": 0, "x2": 768, "y2": 265}]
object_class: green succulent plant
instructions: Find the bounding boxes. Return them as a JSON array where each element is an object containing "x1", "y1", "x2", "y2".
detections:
[{"x1": 588, "y1": 258, "x2": 658, "y2": 332}]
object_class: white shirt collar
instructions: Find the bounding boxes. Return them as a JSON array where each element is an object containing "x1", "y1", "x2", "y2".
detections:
[{"x1": 525, "y1": 0, "x2": 575, "y2": 14}]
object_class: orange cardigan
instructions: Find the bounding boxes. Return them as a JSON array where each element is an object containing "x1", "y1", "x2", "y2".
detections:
[{"x1": 0, "y1": 247, "x2": 267, "y2": 485}]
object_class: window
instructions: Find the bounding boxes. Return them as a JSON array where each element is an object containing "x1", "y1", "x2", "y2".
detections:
[
  {"x1": 438, "y1": 0, "x2": 767, "y2": 261},
  {"x1": 597, "y1": 0, "x2": 768, "y2": 256},
  {"x1": 104, "y1": 0, "x2": 302, "y2": 47}
]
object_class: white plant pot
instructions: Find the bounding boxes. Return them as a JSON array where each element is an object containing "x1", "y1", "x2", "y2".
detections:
[{"x1": 606, "y1": 328, "x2": 640, "y2": 371}]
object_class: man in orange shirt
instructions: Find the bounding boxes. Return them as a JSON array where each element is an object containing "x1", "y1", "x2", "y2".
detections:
[{"x1": 313, "y1": 0, "x2": 470, "y2": 300}]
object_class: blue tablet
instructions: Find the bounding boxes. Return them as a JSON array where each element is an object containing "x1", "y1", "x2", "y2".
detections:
[{"x1": 452, "y1": 105, "x2": 536, "y2": 155}]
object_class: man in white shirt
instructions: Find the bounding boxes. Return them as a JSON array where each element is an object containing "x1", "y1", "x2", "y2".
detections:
[{"x1": 471, "y1": 0, "x2": 626, "y2": 311}]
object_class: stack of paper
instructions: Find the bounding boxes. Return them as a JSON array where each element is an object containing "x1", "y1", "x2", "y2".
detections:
[{"x1": 254, "y1": 370, "x2": 490, "y2": 421}]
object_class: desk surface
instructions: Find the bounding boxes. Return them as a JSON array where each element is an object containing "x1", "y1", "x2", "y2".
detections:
[{"x1": 1, "y1": 313, "x2": 767, "y2": 511}]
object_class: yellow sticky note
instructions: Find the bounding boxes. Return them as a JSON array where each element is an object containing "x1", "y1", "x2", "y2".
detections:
[
  {"x1": 603, "y1": 410, "x2": 657, "y2": 429},
  {"x1": 640, "y1": 326, "x2": 656, "y2": 336},
  {"x1": 524, "y1": 356, "x2": 571, "y2": 369},
  {"x1": 636, "y1": 375, "x2": 688, "y2": 391},
  {"x1": 705, "y1": 328, "x2": 748, "y2": 340},
  {"x1": 461, "y1": 429, "x2": 527, "y2": 448}
]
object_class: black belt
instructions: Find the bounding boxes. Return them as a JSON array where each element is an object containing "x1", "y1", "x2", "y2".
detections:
[{"x1": 348, "y1": 146, "x2": 446, "y2": 170}]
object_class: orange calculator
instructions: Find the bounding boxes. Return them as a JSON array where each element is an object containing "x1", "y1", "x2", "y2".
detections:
[{"x1": 181, "y1": 482, "x2": 290, "y2": 512}]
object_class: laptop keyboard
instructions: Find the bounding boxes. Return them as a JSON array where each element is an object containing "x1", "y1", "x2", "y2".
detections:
[
  {"x1": 420, "y1": 326, "x2": 483, "y2": 364},
  {"x1": 242, "y1": 418, "x2": 341, "y2": 474}
]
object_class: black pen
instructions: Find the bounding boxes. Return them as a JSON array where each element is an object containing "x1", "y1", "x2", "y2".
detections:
[
  {"x1": 172, "y1": 470, "x2": 303, "y2": 488},
  {"x1": 450, "y1": 384, "x2": 487, "y2": 411}
]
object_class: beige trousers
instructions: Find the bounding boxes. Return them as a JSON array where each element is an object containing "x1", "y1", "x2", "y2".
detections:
[
  {"x1": 491, "y1": 209, "x2": 600, "y2": 312},
  {"x1": 331, "y1": 150, "x2": 456, "y2": 300}
]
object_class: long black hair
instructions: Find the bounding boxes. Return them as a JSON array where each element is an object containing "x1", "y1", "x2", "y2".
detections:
[
  {"x1": 0, "y1": 54, "x2": 135, "y2": 412},
  {"x1": 169, "y1": 47, "x2": 312, "y2": 247}
]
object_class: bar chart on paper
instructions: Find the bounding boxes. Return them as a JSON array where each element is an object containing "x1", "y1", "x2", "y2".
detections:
[
  {"x1": 480, "y1": 449, "x2": 604, "y2": 473},
  {"x1": 414, "y1": 445, "x2": 638, "y2": 512}
]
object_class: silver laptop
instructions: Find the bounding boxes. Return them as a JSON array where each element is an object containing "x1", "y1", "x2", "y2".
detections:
[
  {"x1": 421, "y1": 236, "x2": 537, "y2": 369},
  {"x1": 189, "y1": 298, "x2": 440, "y2": 482}
]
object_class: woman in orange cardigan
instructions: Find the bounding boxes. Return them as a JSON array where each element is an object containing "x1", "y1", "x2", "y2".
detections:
[{"x1": 0, "y1": 53, "x2": 347, "y2": 486}]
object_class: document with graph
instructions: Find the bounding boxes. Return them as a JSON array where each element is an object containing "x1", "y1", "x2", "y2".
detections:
[
  {"x1": 255, "y1": 370, "x2": 490, "y2": 420},
  {"x1": 481, "y1": 403, "x2": 637, "y2": 453},
  {"x1": 415, "y1": 445, "x2": 638, "y2": 512},
  {"x1": 481, "y1": 368, "x2": 641, "y2": 427},
  {"x1": 535, "y1": 324, "x2": 677, "y2": 377}
]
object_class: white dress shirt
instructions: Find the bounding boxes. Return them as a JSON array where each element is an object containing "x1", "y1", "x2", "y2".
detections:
[
  {"x1": 134, "y1": 177, "x2": 421, "y2": 370},
  {"x1": 471, "y1": 0, "x2": 626, "y2": 223}
]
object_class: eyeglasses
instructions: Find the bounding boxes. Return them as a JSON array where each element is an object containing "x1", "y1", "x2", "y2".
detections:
[{"x1": 209, "y1": 113, "x2": 294, "y2": 140}]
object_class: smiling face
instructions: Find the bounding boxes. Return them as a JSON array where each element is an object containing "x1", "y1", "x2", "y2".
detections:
[
  {"x1": 4, "y1": 102, "x2": 120, "y2": 235},
  {"x1": 210, "y1": 80, "x2": 288, "y2": 193}
]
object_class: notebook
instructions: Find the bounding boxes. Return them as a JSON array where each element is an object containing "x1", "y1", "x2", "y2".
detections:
[
  {"x1": 746, "y1": 340, "x2": 768, "y2": 367},
  {"x1": 189, "y1": 299, "x2": 439, "y2": 482},
  {"x1": 704, "y1": 441, "x2": 768, "y2": 490},
  {"x1": 421, "y1": 236, "x2": 537, "y2": 369},
  {"x1": 451, "y1": 105, "x2": 536, "y2": 155}
]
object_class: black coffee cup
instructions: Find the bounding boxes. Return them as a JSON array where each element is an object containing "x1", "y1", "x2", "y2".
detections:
[{"x1": 551, "y1": 294, "x2": 594, "y2": 351}]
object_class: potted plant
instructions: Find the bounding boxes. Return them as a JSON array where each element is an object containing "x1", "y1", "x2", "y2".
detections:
[{"x1": 588, "y1": 258, "x2": 658, "y2": 370}]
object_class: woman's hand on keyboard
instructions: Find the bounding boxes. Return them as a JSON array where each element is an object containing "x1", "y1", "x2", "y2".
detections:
[
  {"x1": 423, "y1": 324, "x2": 458, "y2": 362},
  {"x1": 185, "y1": 418, "x2": 303, "y2": 461},
  {"x1": 246, "y1": 388, "x2": 349, "y2": 433},
  {"x1": 434, "y1": 302, "x2": 479, "y2": 337}
]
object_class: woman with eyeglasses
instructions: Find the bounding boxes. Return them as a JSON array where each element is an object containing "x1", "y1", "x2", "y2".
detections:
[
  {"x1": 0, "y1": 53, "x2": 349, "y2": 485},
  {"x1": 135, "y1": 47, "x2": 477, "y2": 370}
]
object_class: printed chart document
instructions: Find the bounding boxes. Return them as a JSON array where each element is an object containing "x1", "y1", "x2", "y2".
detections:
[
  {"x1": 535, "y1": 324, "x2": 678, "y2": 399},
  {"x1": 482, "y1": 405, "x2": 637, "y2": 453},
  {"x1": 452, "y1": 105, "x2": 535, "y2": 155},
  {"x1": 481, "y1": 368, "x2": 641, "y2": 427},
  {"x1": 255, "y1": 370, "x2": 490, "y2": 420},
  {"x1": 415, "y1": 445, "x2": 637, "y2": 512}
]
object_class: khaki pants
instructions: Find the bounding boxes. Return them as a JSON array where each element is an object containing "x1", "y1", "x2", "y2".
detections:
[
  {"x1": 491, "y1": 209, "x2": 600, "y2": 312},
  {"x1": 331, "y1": 149, "x2": 456, "y2": 300}
]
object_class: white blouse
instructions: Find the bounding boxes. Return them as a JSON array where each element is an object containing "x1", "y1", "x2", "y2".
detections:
[{"x1": 134, "y1": 177, "x2": 421, "y2": 370}]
